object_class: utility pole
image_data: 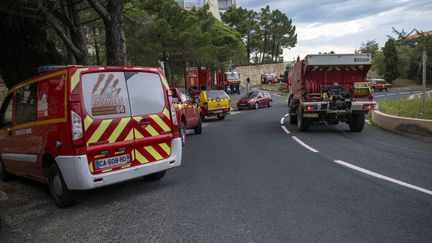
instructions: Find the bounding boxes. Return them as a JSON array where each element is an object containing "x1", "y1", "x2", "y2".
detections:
[{"x1": 422, "y1": 48, "x2": 427, "y2": 118}]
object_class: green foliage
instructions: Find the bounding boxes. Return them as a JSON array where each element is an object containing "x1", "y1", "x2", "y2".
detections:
[
  {"x1": 0, "y1": 15, "x2": 63, "y2": 88},
  {"x1": 222, "y1": 5, "x2": 297, "y2": 64},
  {"x1": 356, "y1": 40, "x2": 379, "y2": 57},
  {"x1": 383, "y1": 39, "x2": 399, "y2": 83},
  {"x1": 379, "y1": 98, "x2": 432, "y2": 120},
  {"x1": 125, "y1": 0, "x2": 246, "y2": 83}
]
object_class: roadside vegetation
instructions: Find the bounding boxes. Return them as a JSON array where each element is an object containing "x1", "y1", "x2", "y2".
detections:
[
  {"x1": 379, "y1": 98, "x2": 432, "y2": 120},
  {"x1": 357, "y1": 28, "x2": 431, "y2": 84}
]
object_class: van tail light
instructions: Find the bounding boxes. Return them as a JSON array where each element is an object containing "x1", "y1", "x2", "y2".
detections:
[{"x1": 70, "y1": 102, "x2": 84, "y2": 148}]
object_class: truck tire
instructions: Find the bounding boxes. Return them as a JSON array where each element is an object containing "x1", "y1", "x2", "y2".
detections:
[
  {"x1": 349, "y1": 112, "x2": 365, "y2": 132},
  {"x1": 144, "y1": 170, "x2": 166, "y2": 181},
  {"x1": 289, "y1": 113, "x2": 297, "y2": 124},
  {"x1": 217, "y1": 113, "x2": 226, "y2": 120},
  {"x1": 0, "y1": 159, "x2": 12, "y2": 182},
  {"x1": 48, "y1": 164, "x2": 78, "y2": 208},
  {"x1": 297, "y1": 109, "x2": 310, "y2": 131},
  {"x1": 194, "y1": 116, "x2": 202, "y2": 134}
]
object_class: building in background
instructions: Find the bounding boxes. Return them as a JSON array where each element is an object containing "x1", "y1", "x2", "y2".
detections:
[{"x1": 175, "y1": 0, "x2": 236, "y2": 20}]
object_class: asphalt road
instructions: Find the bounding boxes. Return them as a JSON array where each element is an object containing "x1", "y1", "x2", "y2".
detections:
[{"x1": 1, "y1": 89, "x2": 431, "y2": 242}]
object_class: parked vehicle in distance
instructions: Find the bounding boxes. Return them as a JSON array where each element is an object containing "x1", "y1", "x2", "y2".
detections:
[
  {"x1": 370, "y1": 78, "x2": 391, "y2": 92},
  {"x1": 287, "y1": 54, "x2": 375, "y2": 132},
  {"x1": 261, "y1": 73, "x2": 279, "y2": 84},
  {"x1": 196, "y1": 90, "x2": 230, "y2": 120},
  {"x1": 0, "y1": 65, "x2": 182, "y2": 207},
  {"x1": 237, "y1": 91, "x2": 272, "y2": 110},
  {"x1": 170, "y1": 87, "x2": 202, "y2": 146}
]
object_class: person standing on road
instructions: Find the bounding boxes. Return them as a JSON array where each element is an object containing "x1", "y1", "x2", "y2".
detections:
[{"x1": 246, "y1": 76, "x2": 251, "y2": 94}]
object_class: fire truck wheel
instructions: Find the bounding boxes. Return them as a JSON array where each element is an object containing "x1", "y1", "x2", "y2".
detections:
[
  {"x1": 194, "y1": 116, "x2": 202, "y2": 134},
  {"x1": 144, "y1": 170, "x2": 166, "y2": 181},
  {"x1": 180, "y1": 121, "x2": 186, "y2": 146},
  {"x1": 0, "y1": 159, "x2": 12, "y2": 182},
  {"x1": 48, "y1": 164, "x2": 78, "y2": 208},
  {"x1": 289, "y1": 113, "x2": 297, "y2": 124},
  {"x1": 217, "y1": 114, "x2": 226, "y2": 120},
  {"x1": 297, "y1": 110, "x2": 310, "y2": 131},
  {"x1": 349, "y1": 112, "x2": 365, "y2": 132}
]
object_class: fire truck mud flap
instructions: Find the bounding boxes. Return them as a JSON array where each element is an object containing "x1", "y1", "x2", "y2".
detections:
[{"x1": 55, "y1": 138, "x2": 182, "y2": 190}]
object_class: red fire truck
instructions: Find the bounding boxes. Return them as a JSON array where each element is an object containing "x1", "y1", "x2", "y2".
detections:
[
  {"x1": 186, "y1": 69, "x2": 241, "y2": 94},
  {"x1": 287, "y1": 54, "x2": 375, "y2": 132}
]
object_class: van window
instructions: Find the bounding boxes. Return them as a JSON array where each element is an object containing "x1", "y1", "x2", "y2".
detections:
[
  {"x1": 37, "y1": 75, "x2": 65, "y2": 120},
  {"x1": 0, "y1": 95, "x2": 13, "y2": 128},
  {"x1": 81, "y1": 72, "x2": 131, "y2": 119},
  {"x1": 207, "y1": 90, "x2": 228, "y2": 100},
  {"x1": 126, "y1": 72, "x2": 165, "y2": 116},
  {"x1": 15, "y1": 83, "x2": 37, "y2": 124}
]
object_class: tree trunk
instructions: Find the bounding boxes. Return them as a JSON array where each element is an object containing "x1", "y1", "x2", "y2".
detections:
[
  {"x1": 92, "y1": 25, "x2": 101, "y2": 65},
  {"x1": 67, "y1": 1, "x2": 90, "y2": 65},
  {"x1": 88, "y1": 0, "x2": 127, "y2": 65}
]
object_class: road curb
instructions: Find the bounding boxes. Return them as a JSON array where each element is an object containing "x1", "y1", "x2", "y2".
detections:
[{"x1": 372, "y1": 110, "x2": 432, "y2": 137}]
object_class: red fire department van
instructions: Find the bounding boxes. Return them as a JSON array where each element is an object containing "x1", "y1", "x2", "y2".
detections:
[{"x1": 0, "y1": 66, "x2": 182, "y2": 207}]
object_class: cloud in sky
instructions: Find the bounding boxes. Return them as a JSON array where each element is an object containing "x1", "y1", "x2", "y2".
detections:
[{"x1": 236, "y1": 0, "x2": 432, "y2": 60}]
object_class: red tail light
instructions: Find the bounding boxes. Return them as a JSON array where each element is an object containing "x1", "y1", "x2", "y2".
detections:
[
  {"x1": 70, "y1": 102, "x2": 84, "y2": 148},
  {"x1": 305, "y1": 105, "x2": 317, "y2": 111},
  {"x1": 363, "y1": 104, "x2": 374, "y2": 110}
]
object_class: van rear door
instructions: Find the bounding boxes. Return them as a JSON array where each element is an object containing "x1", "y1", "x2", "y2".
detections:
[{"x1": 80, "y1": 70, "x2": 172, "y2": 175}]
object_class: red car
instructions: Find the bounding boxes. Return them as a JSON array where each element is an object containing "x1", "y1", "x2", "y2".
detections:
[
  {"x1": 237, "y1": 91, "x2": 272, "y2": 110},
  {"x1": 170, "y1": 87, "x2": 202, "y2": 146},
  {"x1": 261, "y1": 73, "x2": 279, "y2": 84}
]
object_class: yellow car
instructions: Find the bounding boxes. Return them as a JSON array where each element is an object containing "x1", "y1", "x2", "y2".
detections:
[{"x1": 197, "y1": 90, "x2": 231, "y2": 120}]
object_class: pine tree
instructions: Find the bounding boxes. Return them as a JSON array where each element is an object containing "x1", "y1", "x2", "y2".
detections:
[{"x1": 383, "y1": 39, "x2": 399, "y2": 83}]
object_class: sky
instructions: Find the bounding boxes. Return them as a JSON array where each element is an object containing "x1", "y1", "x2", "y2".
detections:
[{"x1": 236, "y1": 0, "x2": 432, "y2": 61}]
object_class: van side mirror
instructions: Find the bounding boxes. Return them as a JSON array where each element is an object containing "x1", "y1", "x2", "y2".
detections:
[{"x1": 194, "y1": 97, "x2": 200, "y2": 104}]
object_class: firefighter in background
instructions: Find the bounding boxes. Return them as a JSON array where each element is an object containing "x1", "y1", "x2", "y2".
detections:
[{"x1": 246, "y1": 76, "x2": 251, "y2": 94}]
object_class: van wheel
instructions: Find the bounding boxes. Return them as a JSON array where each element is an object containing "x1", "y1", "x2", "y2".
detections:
[
  {"x1": 217, "y1": 113, "x2": 226, "y2": 120},
  {"x1": 180, "y1": 121, "x2": 186, "y2": 146},
  {"x1": 349, "y1": 112, "x2": 365, "y2": 132},
  {"x1": 0, "y1": 159, "x2": 12, "y2": 182},
  {"x1": 297, "y1": 109, "x2": 310, "y2": 131},
  {"x1": 48, "y1": 164, "x2": 78, "y2": 208},
  {"x1": 144, "y1": 170, "x2": 166, "y2": 181},
  {"x1": 194, "y1": 116, "x2": 202, "y2": 134}
]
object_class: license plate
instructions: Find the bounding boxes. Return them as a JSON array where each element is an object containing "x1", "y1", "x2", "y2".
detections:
[
  {"x1": 95, "y1": 154, "x2": 131, "y2": 169},
  {"x1": 303, "y1": 113, "x2": 318, "y2": 118}
]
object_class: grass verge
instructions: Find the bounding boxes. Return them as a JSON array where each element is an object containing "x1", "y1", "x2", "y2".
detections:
[{"x1": 379, "y1": 98, "x2": 432, "y2": 120}]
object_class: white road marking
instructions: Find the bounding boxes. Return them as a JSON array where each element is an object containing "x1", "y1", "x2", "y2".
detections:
[
  {"x1": 292, "y1": 136, "x2": 319, "y2": 153},
  {"x1": 230, "y1": 111, "x2": 242, "y2": 115},
  {"x1": 281, "y1": 125, "x2": 291, "y2": 134},
  {"x1": 202, "y1": 123, "x2": 209, "y2": 128},
  {"x1": 386, "y1": 93, "x2": 396, "y2": 96},
  {"x1": 374, "y1": 95, "x2": 385, "y2": 98},
  {"x1": 399, "y1": 92, "x2": 410, "y2": 95},
  {"x1": 284, "y1": 114, "x2": 289, "y2": 117},
  {"x1": 365, "y1": 120, "x2": 372, "y2": 125},
  {"x1": 334, "y1": 160, "x2": 432, "y2": 196},
  {"x1": 280, "y1": 117, "x2": 285, "y2": 125}
]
